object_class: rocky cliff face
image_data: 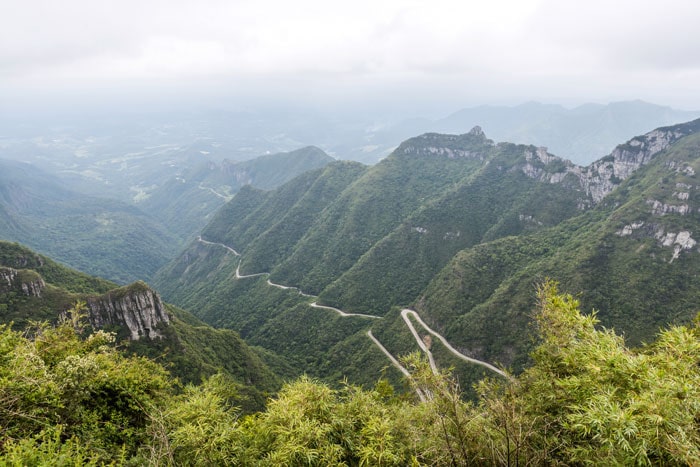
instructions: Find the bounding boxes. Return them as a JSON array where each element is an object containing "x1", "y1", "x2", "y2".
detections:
[
  {"x1": 518, "y1": 121, "x2": 700, "y2": 206},
  {"x1": 398, "y1": 123, "x2": 698, "y2": 212},
  {"x1": 396, "y1": 126, "x2": 494, "y2": 160},
  {"x1": 0, "y1": 267, "x2": 45, "y2": 297},
  {"x1": 576, "y1": 127, "x2": 691, "y2": 203},
  {"x1": 219, "y1": 160, "x2": 254, "y2": 186},
  {"x1": 86, "y1": 282, "x2": 170, "y2": 340}
]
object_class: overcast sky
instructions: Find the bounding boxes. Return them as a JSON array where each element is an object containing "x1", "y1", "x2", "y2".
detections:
[{"x1": 2, "y1": 0, "x2": 700, "y2": 116}]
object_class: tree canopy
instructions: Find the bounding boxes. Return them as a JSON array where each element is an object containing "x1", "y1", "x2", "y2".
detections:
[{"x1": 3, "y1": 282, "x2": 700, "y2": 465}]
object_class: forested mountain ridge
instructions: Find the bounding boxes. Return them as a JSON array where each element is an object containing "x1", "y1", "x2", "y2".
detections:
[
  {"x1": 159, "y1": 120, "x2": 697, "y2": 311},
  {"x1": 413, "y1": 123, "x2": 700, "y2": 370},
  {"x1": 155, "y1": 118, "x2": 700, "y2": 388}
]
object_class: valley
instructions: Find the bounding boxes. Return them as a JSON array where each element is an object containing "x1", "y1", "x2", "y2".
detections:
[
  {"x1": 195, "y1": 235, "x2": 506, "y2": 381},
  {"x1": 4, "y1": 112, "x2": 700, "y2": 464},
  {"x1": 5, "y1": 114, "x2": 700, "y2": 387}
]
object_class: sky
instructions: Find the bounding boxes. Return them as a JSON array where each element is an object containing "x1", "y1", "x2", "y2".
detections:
[{"x1": 2, "y1": 0, "x2": 700, "y2": 116}]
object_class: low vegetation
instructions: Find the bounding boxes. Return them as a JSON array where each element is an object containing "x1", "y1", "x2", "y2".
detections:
[{"x1": 3, "y1": 281, "x2": 700, "y2": 465}]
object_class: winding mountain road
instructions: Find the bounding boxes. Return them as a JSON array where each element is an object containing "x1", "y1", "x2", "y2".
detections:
[
  {"x1": 235, "y1": 264, "x2": 267, "y2": 279},
  {"x1": 197, "y1": 236, "x2": 507, "y2": 381},
  {"x1": 402, "y1": 309, "x2": 510, "y2": 379},
  {"x1": 401, "y1": 309, "x2": 438, "y2": 374},
  {"x1": 198, "y1": 183, "x2": 233, "y2": 201},
  {"x1": 367, "y1": 330, "x2": 427, "y2": 402},
  {"x1": 199, "y1": 237, "x2": 381, "y2": 310},
  {"x1": 198, "y1": 236, "x2": 241, "y2": 256},
  {"x1": 310, "y1": 302, "x2": 382, "y2": 319}
]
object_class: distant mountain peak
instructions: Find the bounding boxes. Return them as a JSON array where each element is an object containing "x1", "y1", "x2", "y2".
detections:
[{"x1": 393, "y1": 129, "x2": 494, "y2": 161}]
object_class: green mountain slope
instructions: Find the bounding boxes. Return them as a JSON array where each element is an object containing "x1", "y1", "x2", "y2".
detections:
[
  {"x1": 317, "y1": 139, "x2": 583, "y2": 313},
  {"x1": 0, "y1": 159, "x2": 179, "y2": 283},
  {"x1": 155, "y1": 119, "x2": 700, "y2": 389},
  {"x1": 270, "y1": 130, "x2": 494, "y2": 294},
  {"x1": 413, "y1": 123, "x2": 700, "y2": 371}
]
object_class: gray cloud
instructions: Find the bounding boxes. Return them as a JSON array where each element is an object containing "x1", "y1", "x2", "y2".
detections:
[{"x1": 2, "y1": 0, "x2": 700, "y2": 111}]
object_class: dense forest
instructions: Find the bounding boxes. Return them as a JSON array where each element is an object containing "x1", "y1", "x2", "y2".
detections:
[
  {"x1": 154, "y1": 119, "x2": 700, "y2": 394},
  {"x1": 2, "y1": 282, "x2": 700, "y2": 465}
]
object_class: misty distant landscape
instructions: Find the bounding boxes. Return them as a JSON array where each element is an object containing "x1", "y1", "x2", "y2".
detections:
[{"x1": 3, "y1": 0, "x2": 700, "y2": 464}]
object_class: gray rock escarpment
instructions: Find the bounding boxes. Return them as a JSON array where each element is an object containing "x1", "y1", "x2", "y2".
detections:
[
  {"x1": 647, "y1": 199, "x2": 691, "y2": 216},
  {"x1": 0, "y1": 267, "x2": 45, "y2": 297},
  {"x1": 400, "y1": 124, "x2": 696, "y2": 210},
  {"x1": 576, "y1": 128, "x2": 687, "y2": 203},
  {"x1": 396, "y1": 127, "x2": 494, "y2": 160},
  {"x1": 86, "y1": 282, "x2": 170, "y2": 340},
  {"x1": 519, "y1": 123, "x2": 698, "y2": 206},
  {"x1": 616, "y1": 220, "x2": 698, "y2": 262}
]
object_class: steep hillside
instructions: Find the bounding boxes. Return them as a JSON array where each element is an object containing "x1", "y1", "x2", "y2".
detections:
[
  {"x1": 152, "y1": 129, "x2": 565, "y2": 383},
  {"x1": 140, "y1": 146, "x2": 334, "y2": 240},
  {"x1": 155, "y1": 119, "x2": 700, "y2": 389},
  {"x1": 193, "y1": 128, "x2": 497, "y2": 297},
  {"x1": 412, "y1": 123, "x2": 700, "y2": 370},
  {"x1": 316, "y1": 139, "x2": 582, "y2": 313},
  {"x1": 0, "y1": 241, "x2": 281, "y2": 410},
  {"x1": 0, "y1": 159, "x2": 179, "y2": 283}
]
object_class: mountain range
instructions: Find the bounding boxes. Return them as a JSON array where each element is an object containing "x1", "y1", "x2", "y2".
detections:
[
  {"x1": 0, "y1": 147, "x2": 334, "y2": 283},
  {"x1": 154, "y1": 118, "x2": 700, "y2": 389},
  {"x1": 0, "y1": 158, "x2": 179, "y2": 283},
  {"x1": 3, "y1": 107, "x2": 700, "y2": 463},
  {"x1": 4, "y1": 107, "x2": 700, "y2": 392},
  {"x1": 140, "y1": 146, "x2": 334, "y2": 239}
]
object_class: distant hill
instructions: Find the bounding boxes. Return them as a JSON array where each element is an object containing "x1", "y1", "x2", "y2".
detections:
[
  {"x1": 4, "y1": 100, "x2": 695, "y2": 175},
  {"x1": 139, "y1": 146, "x2": 335, "y2": 240},
  {"x1": 0, "y1": 159, "x2": 179, "y2": 283},
  {"x1": 0, "y1": 145, "x2": 333, "y2": 281},
  {"x1": 155, "y1": 118, "x2": 700, "y2": 389}
]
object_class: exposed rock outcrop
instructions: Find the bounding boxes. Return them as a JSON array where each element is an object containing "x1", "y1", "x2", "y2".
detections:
[
  {"x1": 519, "y1": 124, "x2": 698, "y2": 205},
  {"x1": 396, "y1": 127, "x2": 494, "y2": 160},
  {"x1": 219, "y1": 160, "x2": 253, "y2": 186},
  {"x1": 402, "y1": 122, "x2": 698, "y2": 212},
  {"x1": 616, "y1": 221, "x2": 698, "y2": 261},
  {"x1": 647, "y1": 199, "x2": 691, "y2": 216},
  {"x1": 0, "y1": 267, "x2": 45, "y2": 297},
  {"x1": 86, "y1": 282, "x2": 170, "y2": 340},
  {"x1": 576, "y1": 128, "x2": 688, "y2": 202}
]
